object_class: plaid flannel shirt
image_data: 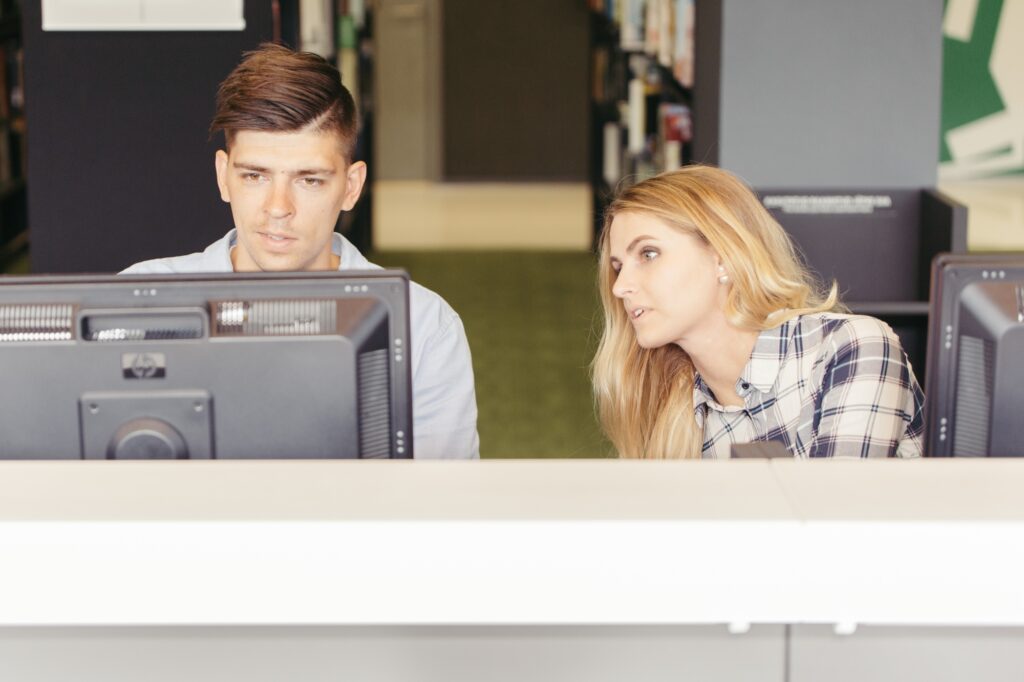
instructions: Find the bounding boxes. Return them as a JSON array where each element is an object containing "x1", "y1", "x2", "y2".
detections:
[{"x1": 696, "y1": 313, "x2": 924, "y2": 458}]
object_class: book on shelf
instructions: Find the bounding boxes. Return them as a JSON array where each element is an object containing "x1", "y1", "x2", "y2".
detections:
[
  {"x1": 672, "y1": 0, "x2": 694, "y2": 88},
  {"x1": 0, "y1": 44, "x2": 7, "y2": 121},
  {"x1": 7, "y1": 44, "x2": 22, "y2": 115},
  {"x1": 300, "y1": 0, "x2": 334, "y2": 58},
  {"x1": 658, "y1": 102, "x2": 691, "y2": 172},
  {"x1": 644, "y1": 0, "x2": 675, "y2": 68},
  {"x1": 336, "y1": 11, "x2": 359, "y2": 107},
  {"x1": 620, "y1": 0, "x2": 645, "y2": 51}
]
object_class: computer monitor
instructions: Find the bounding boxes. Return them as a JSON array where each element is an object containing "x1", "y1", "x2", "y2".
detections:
[
  {"x1": 0, "y1": 271, "x2": 413, "y2": 459},
  {"x1": 925, "y1": 254, "x2": 1024, "y2": 456}
]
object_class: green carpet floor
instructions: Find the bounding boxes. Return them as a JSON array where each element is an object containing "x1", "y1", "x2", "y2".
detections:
[{"x1": 370, "y1": 250, "x2": 613, "y2": 459}]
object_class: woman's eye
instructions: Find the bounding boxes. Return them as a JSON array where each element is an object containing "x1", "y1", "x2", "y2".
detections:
[{"x1": 641, "y1": 248, "x2": 658, "y2": 261}]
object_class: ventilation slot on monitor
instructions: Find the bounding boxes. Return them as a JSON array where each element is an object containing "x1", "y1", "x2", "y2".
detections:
[
  {"x1": 86, "y1": 328, "x2": 202, "y2": 342},
  {"x1": 81, "y1": 312, "x2": 204, "y2": 342},
  {"x1": 0, "y1": 304, "x2": 74, "y2": 342},
  {"x1": 214, "y1": 300, "x2": 337, "y2": 336},
  {"x1": 358, "y1": 348, "x2": 392, "y2": 458},
  {"x1": 953, "y1": 335, "x2": 994, "y2": 456}
]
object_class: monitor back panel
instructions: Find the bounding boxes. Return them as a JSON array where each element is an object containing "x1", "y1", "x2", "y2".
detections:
[{"x1": 0, "y1": 272, "x2": 412, "y2": 459}]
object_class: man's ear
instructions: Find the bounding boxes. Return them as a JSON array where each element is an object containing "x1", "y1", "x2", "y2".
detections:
[
  {"x1": 214, "y1": 150, "x2": 231, "y2": 203},
  {"x1": 340, "y1": 160, "x2": 368, "y2": 211}
]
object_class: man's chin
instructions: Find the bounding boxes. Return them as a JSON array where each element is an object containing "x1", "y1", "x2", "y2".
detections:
[
  {"x1": 254, "y1": 253, "x2": 310, "y2": 272},
  {"x1": 233, "y1": 244, "x2": 307, "y2": 273}
]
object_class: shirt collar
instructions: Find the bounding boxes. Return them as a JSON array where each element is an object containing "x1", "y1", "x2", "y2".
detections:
[
  {"x1": 740, "y1": 317, "x2": 794, "y2": 394},
  {"x1": 692, "y1": 316, "x2": 796, "y2": 411}
]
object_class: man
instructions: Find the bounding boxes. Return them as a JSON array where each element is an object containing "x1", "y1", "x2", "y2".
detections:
[{"x1": 123, "y1": 43, "x2": 479, "y2": 459}]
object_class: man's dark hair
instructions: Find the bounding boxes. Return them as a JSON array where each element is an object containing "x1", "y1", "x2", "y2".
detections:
[{"x1": 211, "y1": 43, "x2": 359, "y2": 162}]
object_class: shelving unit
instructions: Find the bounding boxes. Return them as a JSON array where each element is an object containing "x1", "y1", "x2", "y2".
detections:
[{"x1": 588, "y1": 0, "x2": 695, "y2": 236}]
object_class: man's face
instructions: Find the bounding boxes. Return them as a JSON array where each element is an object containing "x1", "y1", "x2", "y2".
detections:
[{"x1": 214, "y1": 126, "x2": 366, "y2": 272}]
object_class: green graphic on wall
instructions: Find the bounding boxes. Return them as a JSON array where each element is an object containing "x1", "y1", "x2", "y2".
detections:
[{"x1": 940, "y1": 0, "x2": 1024, "y2": 179}]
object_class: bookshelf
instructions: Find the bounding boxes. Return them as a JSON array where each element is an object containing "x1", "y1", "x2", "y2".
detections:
[
  {"x1": 0, "y1": 0, "x2": 25, "y2": 272},
  {"x1": 589, "y1": 0, "x2": 695, "y2": 235}
]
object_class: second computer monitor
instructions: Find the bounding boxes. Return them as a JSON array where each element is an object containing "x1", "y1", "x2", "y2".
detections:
[{"x1": 925, "y1": 254, "x2": 1024, "y2": 456}]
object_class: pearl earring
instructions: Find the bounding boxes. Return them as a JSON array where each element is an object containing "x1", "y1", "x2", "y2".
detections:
[{"x1": 717, "y1": 266, "x2": 729, "y2": 284}]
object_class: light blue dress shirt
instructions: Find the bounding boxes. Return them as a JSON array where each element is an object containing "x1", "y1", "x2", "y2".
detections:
[{"x1": 121, "y1": 229, "x2": 480, "y2": 459}]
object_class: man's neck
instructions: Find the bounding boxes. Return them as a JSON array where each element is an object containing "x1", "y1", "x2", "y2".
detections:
[{"x1": 228, "y1": 245, "x2": 340, "y2": 272}]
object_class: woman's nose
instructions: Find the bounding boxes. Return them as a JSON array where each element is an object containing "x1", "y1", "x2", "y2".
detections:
[{"x1": 612, "y1": 269, "x2": 633, "y2": 298}]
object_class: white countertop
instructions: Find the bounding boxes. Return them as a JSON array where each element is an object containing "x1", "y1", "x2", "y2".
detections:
[{"x1": 1, "y1": 459, "x2": 1022, "y2": 626}]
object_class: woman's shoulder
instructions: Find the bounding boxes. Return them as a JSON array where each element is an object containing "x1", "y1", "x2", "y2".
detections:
[{"x1": 791, "y1": 311, "x2": 903, "y2": 357}]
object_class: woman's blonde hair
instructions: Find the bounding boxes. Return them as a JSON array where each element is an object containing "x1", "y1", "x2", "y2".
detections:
[{"x1": 592, "y1": 165, "x2": 842, "y2": 459}]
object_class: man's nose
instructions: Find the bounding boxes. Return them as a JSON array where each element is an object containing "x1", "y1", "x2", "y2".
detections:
[{"x1": 264, "y1": 179, "x2": 295, "y2": 218}]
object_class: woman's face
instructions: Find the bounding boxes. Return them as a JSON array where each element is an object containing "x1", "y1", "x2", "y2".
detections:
[{"x1": 607, "y1": 211, "x2": 725, "y2": 349}]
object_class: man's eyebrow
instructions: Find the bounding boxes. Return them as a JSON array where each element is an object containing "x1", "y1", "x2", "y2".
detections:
[
  {"x1": 232, "y1": 162, "x2": 270, "y2": 173},
  {"x1": 293, "y1": 168, "x2": 336, "y2": 177},
  {"x1": 231, "y1": 162, "x2": 336, "y2": 177}
]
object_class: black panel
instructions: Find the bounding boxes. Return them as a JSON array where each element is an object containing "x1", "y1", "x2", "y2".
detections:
[
  {"x1": 442, "y1": 0, "x2": 589, "y2": 181},
  {"x1": 759, "y1": 189, "x2": 922, "y2": 302},
  {"x1": 692, "y1": 0, "x2": 722, "y2": 166},
  {"x1": 22, "y1": 1, "x2": 274, "y2": 273},
  {"x1": 919, "y1": 188, "x2": 968, "y2": 299}
]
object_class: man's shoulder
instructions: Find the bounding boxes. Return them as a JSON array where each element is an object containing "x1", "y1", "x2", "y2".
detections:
[
  {"x1": 120, "y1": 252, "x2": 214, "y2": 274},
  {"x1": 408, "y1": 279, "x2": 462, "y2": 336},
  {"x1": 120, "y1": 232, "x2": 234, "y2": 274},
  {"x1": 348, "y1": 242, "x2": 461, "y2": 336}
]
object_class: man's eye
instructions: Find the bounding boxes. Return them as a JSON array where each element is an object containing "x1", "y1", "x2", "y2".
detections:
[
  {"x1": 301, "y1": 177, "x2": 324, "y2": 187},
  {"x1": 242, "y1": 172, "x2": 262, "y2": 182}
]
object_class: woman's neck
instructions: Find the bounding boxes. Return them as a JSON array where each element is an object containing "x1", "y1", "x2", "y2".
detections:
[{"x1": 680, "y1": 318, "x2": 759, "y2": 407}]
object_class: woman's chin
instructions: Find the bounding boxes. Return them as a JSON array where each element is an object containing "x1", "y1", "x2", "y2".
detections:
[{"x1": 632, "y1": 333, "x2": 664, "y2": 350}]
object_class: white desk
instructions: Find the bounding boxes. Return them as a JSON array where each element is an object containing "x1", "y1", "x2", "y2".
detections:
[{"x1": 1, "y1": 459, "x2": 1022, "y2": 681}]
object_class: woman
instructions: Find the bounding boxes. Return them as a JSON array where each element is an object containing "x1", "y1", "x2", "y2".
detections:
[{"x1": 592, "y1": 165, "x2": 923, "y2": 458}]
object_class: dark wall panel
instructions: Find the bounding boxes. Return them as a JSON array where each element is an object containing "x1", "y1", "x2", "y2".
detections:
[
  {"x1": 23, "y1": 1, "x2": 273, "y2": 273},
  {"x1": 442, "y1": 0, "x2": 589, "y2": 181}
]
